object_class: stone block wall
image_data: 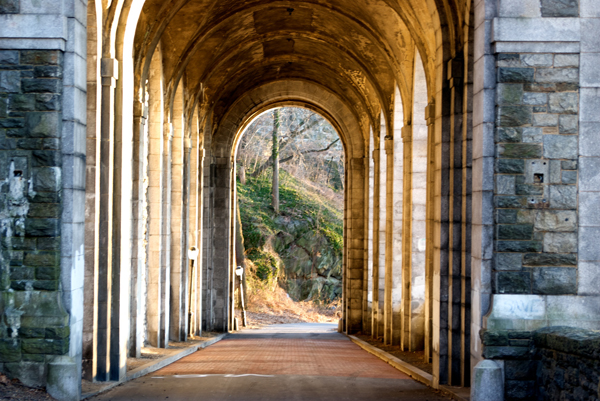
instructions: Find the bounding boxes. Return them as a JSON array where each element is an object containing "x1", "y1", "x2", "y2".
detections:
[
  {"x1": 0, "y1": 48, "x2": 70, "y2": 384},
  {"x1": 482, "y1": 327, "x2": 600, "y2": 401},
  {"x1": 494, "y1": 52, "x2": 579, "y2": 295}
]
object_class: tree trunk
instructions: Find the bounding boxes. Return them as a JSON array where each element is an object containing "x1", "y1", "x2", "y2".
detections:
[
  {"x1": 239, "y1": 163, "x2": 246, "y2": 185},
  {"x1": 272, "y1": 109, "x2": 280, "y2": 213}
]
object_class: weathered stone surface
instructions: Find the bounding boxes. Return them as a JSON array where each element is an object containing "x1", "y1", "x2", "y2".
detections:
[
  {"x1": 21, "y1": 51, "x2": 62, "y2": 66},
  {"x1": 505, "y1": 360, "x2": 536, "y2": 380},
  {"x1": 495, "y1": 252, "x2": 523, "y2": 270},
  {"x1": 554, "y1": 54, "x2": 579, "y2": 68},
  {"x1": 0, "y1": 71, "x2": 21, "y2": 93},
  {"x1": 497, "y1": 209, "x2": 518, "y2": 224},
  {"x1": 535, "y1": 210, "x2": 577, "y2": 232},
  {"x1": 496, "y1": 175, "x2": 516, "y2": 194},
  {"x1": 523, "y1": 253, "x2": 577, "y2": 266},
  {"x1": 498, "y1": 224, "x2": 533, "y2": 240},
  {"x1": 496, "y1": 127, "x2": 522, "y2": 143},
  {"x1": 533, "y1": 113, "x2": 558, "y2": 127},
  {"x1": 532, "y1": 267, "x2": 577, "y2": 294},
  {"x1": 506, "y1": 380, "x2": 535, "y2": 400},
  {"x1": 0, "y1": 0, "x2": 19, "y2": 13},
  {"x1": 522, "y1": 127, "x2": 542, "y2": 143},
  {"x1": 521, "y1": 54, "x2": 553, "y2": 67},
  {"x1": 25, "y1": 113, "x2": 60, "y2": 138},
  {"x1": 0, "y1": 340, "x2": 21, "y2": 362},
  {"x1": 481, "y1": 330, "x2": 509, "y2": 346},
  {"x1": 497, "y1": 159, "x2": 525, "y2": 174},
  {"x1": 561, "y1": 170, "x2": 577, "y2": 184},
  {"x1": 541, "y1": 0, "x2": 579, "y2": 17},
  {"x1": 0, "y1": 50, "x2": 19, "y2": 65},
  {"x1": 497, "y1": 240, "x2": 543, "y2": 253},
  {"x1": 535, "y1": 68, "x2": 579, "y2": 83},
  {"x1": 471, "y1": 360, "x2": 504, "y2": 401},
  {"x1": 25, "y1": 218, "x2": 60, "y2": 237},
  {"x1": 543, "y1": 135, "x2": 577, "y2": 159},
  {"x1": 483, "y1": 345, "x2": 532, "y2": 359},
  {"x1": 497, "y1": 84, "x2": 523, "y2": 104},
  {"x1": 21, "y1": 79, "x2": 61, "y2": 94},
  {"x1": 548, "y1": 92, "x2": 578, "y2": 114},
  {"x1": 561, "y1": 160, "x2": 577, "y2": 170},
  {"x1": 549, "y1": 185, "x2": 577, "y2": 209},
  {"x1": 499, "y1": 68, "x2": 534, "y2": 83},
  {"x1": 523, "y1": 92, "x2": 548, "y2": 106},
  {"x1": 558, "y1": 114, "x2": 578, "y2": 134},
  {"x1": 498, "y1": 143, "x2": 541, "y2": 158},
  {"x1": 496, "y1": 271, "x2": 531, "y2": 293},
  {"x1": 497, "y1": 106, "x2": 532, "y2": 126},
  {"x1": 543, "y1": 232, "x2": 577, "y2": 253}
]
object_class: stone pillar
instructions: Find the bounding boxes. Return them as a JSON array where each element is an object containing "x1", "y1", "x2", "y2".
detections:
[
  {"x1": 424, "y1": 101, "x2": 436, "y2": 364},
  {"x1": 169, "y1": 86, "x2": 188, "y2": 342},
  {"x1": 370, "y1": 140, "x2": 381, "y2": 338},
  {"x1": 159, "y1": 121, "x2": 173, "y2": 346},
  {"x1": 145, "y1": 46, "x2": 166, "y2": 347},
  {"x1": 409, "y1": 52, "x2": 429, "y2": 352},
  {"x1": 363, "y1": 132, "x2": 375, "y2": 335},
  {"x1": 401, "y1": 125, "x2": 413, "y2": 351},
  {"x1": 346, "y1": 158, "x2": 365, "y2": 333},
  {"x1": 383, "y1": 135, "x2": 395, "y2": 345},
  {"x1": 94, "y1": 57, "x2": 118, "y2": 381}
]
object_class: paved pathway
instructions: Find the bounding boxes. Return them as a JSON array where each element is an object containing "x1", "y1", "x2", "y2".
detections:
[{"x1": 92, "y1": 323, "x2": 451, "y2": 401}]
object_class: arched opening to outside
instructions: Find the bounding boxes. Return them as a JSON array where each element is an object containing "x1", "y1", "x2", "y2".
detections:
[{"x1": 233, "y1": 106, "x2": 345, "y2": 328}]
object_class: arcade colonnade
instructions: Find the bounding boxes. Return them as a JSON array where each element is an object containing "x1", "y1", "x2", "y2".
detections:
[{"x1": 0, "y1": 0, "x2": 599, "y2": 400}]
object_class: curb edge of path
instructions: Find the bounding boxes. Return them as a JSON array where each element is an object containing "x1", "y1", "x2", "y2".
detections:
[
  {"x1": 81, "y1": 334, "x2": 228, "y2": 400},
  {"x1": 347, "y1": 335, "x2": 470, "y2": 401}
]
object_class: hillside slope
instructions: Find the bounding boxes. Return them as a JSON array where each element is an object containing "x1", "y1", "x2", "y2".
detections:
[{"x1": 238, "y1": 170, "x2": 343, "y2": 304}]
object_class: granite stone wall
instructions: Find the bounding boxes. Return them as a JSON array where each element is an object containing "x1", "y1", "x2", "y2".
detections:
[
  {"x1": 0, "y1": 48, "x2": 69, "y2": 385},
  {"x1": 494, "y1": 51, "x2": 579, "y2": 295},
  {"x1": 481, "y1": 327, "x2": 600, "y2": 401}
]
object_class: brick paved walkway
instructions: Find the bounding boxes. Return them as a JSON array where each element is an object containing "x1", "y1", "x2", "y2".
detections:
[{"x1": 93, "y1": 323, "x2": 451, "y2": 400}]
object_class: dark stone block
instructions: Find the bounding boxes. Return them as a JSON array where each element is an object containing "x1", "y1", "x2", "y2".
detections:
[
  {"x1": 36, "y1": 94, "x2": 61, "y2": 111},
  {"x1": 541, "y1": 0, "x2": 579, "y2": 17},
  {"x1": 22, "y1": 339, "x2": 55, "y2": 354},
  {"x1": 22, "y1": 353, "x2": 45, "y2": 362},
  {"x1": 523, "y1": 253, "x2": 577, "y2": 266},
  {"x1": 0, "y1": 51, "x2": 19, "y2": 65},
  {"x1": 9, "y1": 266, "x2": 34, "y2": 280},
  {"x1": 18, "y1": 328, "x2": 45, "y2": 338},
  {"x1": 481, "y1": 330, "x2": 509, "y2": 346},
  {"x1": 498, "y1": 53, "x2": 520, "y2": 63},
  {"x1": 29, "y1": 192, "x2": 60, "y2": 203},
  {"x1": 562, "y1": 160, "x2": 577, "y2": 170},
  {"x1": 45, "y1": 327, "x2": 69, "y2": 339},
  {"x1": 516, "y1": 184, "x2": 544, "y2": 195},
  {"x1": 483, "y1": 345, "x2": 531, "y2": 359},
  {"x1": 32, "y1": 150, "x2": 60, "y2": 167},
  {"x1": 533, "y1": 106, "x2": 547, "y2": 113},
  {"x1": 507, "y1": 331, "x2": 533, "y2": 339},
  {"x1": 498, "y1": 224, "x2": 534, "y2": 240},
  {"x1": 32, "y1": 280, "x2": 58, "y2": 291},
  {"x1": 9, "y1": 94, "x2": 35, "y2": 111},
  {"x1": 505, "y1": 360, "x2": 537, "y2": 380},
  {"x1": 509, "y1": 339, "x2": 531, "y2": 347},
  {"x1": 0, "y1": 137, "x2": 16, "y2": 150},
  {"x1": 497, "y1": 106, "x2": 533, "y2": 127},
  {"x1": 532, "y1": 267, "x2": 577, "y2": 294},
  {"x1": 0, "y1": 118, "x2": 24, "y2": 128},
  {"x1": 496, "y1": 271, "x2": 531, "y2": 293},
  {"x1": 27, "y1": 203, "x2": 60, "y2": 218},
  {"x1": 17, "y1": 138, "x2": 41, "y2": 150},
  {"x1": 25, "y1": 218, "x2": 60, "y2": 237},
  {"x1": 35, "y1": 266, "x2": 59, "y2": 280},
  {"x1": 497, "y1": 159, "x2": 525, "y2": 174},
  {"x1": 42, "y1": 138, "x2": 59, "y2": 150},
  {"x1": 498, "y1": 143, "x2": 542, "y2": 158},
  {"x1": 22, "y1": 79, "x2": 61, "y2": 93},
  {"x1": 21, "y1": 50, "x2": 62, "y2": 66},
  {"x1": 497, "y1": 127, "x2": 523, "y2": 143},
  {"x1": 0, "y1": 339, "x2": 21, "y2": 362},
  {"x1": 499, "y1": 68, "x2": 535, "y2": 83},
  {"x1": 25, "y1": 112, "x2": 60, "y2": 137},
  {"x1": 497, "y1": 241, "x2": 542, "y2": 253},
  {"x1": 505, "y1": 380, "x2": 535, "y2": 400},
  {"x1": 496, "y1": 196, "x2": 529, "y2": 208},
  {"x1": 0, "y1": 0, "x2": 19, "y2": 13},
  {"x1": 37, "y1": 237, "x2": 60, "y2": 250},
  {"x1": 24, "y1": 252, "x2": 59, "y2": 267},
  {"x1": 33, "y1": 66, "x2": 62, "y2": 79},
  {"x1": 497, "y1": 209, "x2": 518, "y2": 224}
]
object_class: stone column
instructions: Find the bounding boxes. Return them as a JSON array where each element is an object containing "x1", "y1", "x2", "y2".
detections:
[
  {"x1": 424, "y1": 101, "x2": 436, "y2": 364},
  {"x1": 346, "y1": 158, "x2": 365, "y2": 333},
  {"x1": 363, "y1": 133, "x2": 375, "y2": 335},
  {"x1": 159, "y1": 121, "x2": 173, "y2": 346},
  {"x1": 94, "y1": 57, "x2": 118, "y2": 381},
  {"x1": 370, "y1": 141, "x2": 381, "y2": 338},
  {"x1": 169, "y1": 87, "x2": 187, "y2": 342},
  {"x1": 383, "y1": 136, "x2": 395, "y2": 345}
]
